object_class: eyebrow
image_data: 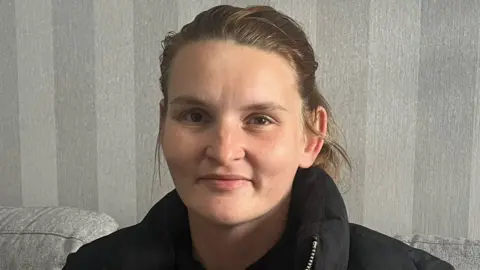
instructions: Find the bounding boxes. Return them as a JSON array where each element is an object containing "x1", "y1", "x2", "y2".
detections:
[{"x1": 169, "y1": 96, "x2": 288, "y2": 112}]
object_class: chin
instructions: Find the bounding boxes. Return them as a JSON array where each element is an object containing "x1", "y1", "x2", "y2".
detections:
[
  {"x1": 206, "y1": 213, "x2": 246, "y2": 227},
  {"x1": 193, "y1": 200, "x2": 258, "y2": 227}
]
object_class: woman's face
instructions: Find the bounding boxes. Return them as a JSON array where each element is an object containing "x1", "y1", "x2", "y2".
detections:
[{"x1": 161, "y1": 41, "x2": 321, "y2": 225}]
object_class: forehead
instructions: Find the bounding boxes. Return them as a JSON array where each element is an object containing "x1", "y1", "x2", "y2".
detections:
[{"x1": 167, "y1": 41, "x2": 300, "y2": 105}]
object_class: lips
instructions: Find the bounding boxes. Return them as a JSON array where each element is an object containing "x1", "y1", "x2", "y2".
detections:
[
  {"x1": 198, "y1": 173, "x2": 251, "y2": 191},
  {"x1": 198, "y1": 173, "x2": 250, "y2": 181}
]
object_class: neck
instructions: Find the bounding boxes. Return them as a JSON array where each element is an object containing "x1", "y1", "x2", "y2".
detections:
[{"x1": 188, "y1": 196, "x2": 291, "y2": 270}]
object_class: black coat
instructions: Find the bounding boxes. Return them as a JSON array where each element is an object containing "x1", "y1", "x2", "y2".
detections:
[{"x1": 63, "y1": 168, "x2": 453, "y2": 270}]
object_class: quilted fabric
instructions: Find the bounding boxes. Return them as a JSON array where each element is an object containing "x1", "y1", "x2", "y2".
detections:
[
  {"x1": 0, "y1": 206, "x2": 118, "y2": 270},
  {"x1": 395, "y1": 234, "x2": 480, "y2": 270}
]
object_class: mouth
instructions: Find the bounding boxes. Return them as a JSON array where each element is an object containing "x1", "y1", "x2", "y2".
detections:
[
  {"x1": 199, "y1": 173, "x2": 250, "y2": 181},
  {"x1": 197, "y1": 173, "x2": 251, "y2": 191}
]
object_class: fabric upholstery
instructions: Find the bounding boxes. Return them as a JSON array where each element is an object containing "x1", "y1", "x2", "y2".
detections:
[
  {"x1": 0, "y1": 206, "x2": 118, "y2": 270},
  {"x1": 395, "y1": 234, "x2": 480, "y2": 270}
]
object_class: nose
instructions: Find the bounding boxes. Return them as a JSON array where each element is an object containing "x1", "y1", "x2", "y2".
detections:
[{"x1": 205, "y1": 121, "x2": 245, "y2": 165}]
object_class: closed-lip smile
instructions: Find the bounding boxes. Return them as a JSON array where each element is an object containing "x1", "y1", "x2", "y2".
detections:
[
  {"x1": 198, "y1": 173, "x2": 250, "y2": 181},
  {"x1": 197, "y1": 173, "x2": 251, "y2": 191}
]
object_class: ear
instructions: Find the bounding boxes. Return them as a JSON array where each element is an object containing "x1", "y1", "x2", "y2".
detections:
[
  {"x1": 298, "y1": 106, "x2": 328, "y2": 168},
  {"x1": 158, "y1": 99, "x2": 166, "y2": 140}
]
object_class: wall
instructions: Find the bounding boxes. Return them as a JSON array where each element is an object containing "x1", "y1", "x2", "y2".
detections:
[{"x1": 1, "y1": 0, "x2": 479, "y2": 239}]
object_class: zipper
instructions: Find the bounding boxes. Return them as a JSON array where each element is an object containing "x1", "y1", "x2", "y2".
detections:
[{"x1": 304, "y1": 237, "x2": 318, "y2": 270}]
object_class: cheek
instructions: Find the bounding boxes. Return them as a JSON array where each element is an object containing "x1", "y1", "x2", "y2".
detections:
[
  {"x1": 248, "y1": 126, "x2": 304, "y2": 186},
  {"x1": 254, "y1": 126, "x2": 304, "y2": 162},
  {"x1": 161, "y1": 122, "x2": 200, "y2": 176},
  {"x1": 248, "y1": 129, "x2": 303, "y2": 204}
]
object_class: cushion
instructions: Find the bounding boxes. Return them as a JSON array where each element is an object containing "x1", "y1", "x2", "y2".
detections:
[
  {"x1": 395, "y1": 234, "x2": 480, "y2": 270},
  {"x1": 0, "y1": 206, "x2": 119, "y2": 270}
]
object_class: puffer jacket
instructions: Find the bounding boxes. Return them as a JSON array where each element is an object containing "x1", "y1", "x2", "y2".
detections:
[{"x1": 63, "y1": 167, "x2": 453, "y2": 270}]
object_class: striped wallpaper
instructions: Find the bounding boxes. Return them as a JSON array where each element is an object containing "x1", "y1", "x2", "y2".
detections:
[{"x1": 0, "y1": 0, "x2": 479, "y2": 240}]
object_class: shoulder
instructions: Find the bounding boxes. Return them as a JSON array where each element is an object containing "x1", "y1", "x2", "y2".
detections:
[
  {"x1": 62, "y1": 224, "x2": 143, "y2": 269},
  {"x1": 348, "y1": 224, "x2": 454, "y2": 270},
  {"x1": 63, "y1": 221, "x2": 175, "y2": 270},
  {"x1": 62, "y1": 191, "x2": 184, "y2": 270}
]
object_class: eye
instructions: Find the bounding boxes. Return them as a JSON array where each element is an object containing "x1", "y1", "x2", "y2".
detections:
[
  {"x1": 246, "y1": 115, "x2": 274, "y2": 125},
  {"x1": 187, "y1": 112, "x2": 204, "y2": 122},
  {"x1": 179, "y1": 109, "x2": 210, "y2": 124}
]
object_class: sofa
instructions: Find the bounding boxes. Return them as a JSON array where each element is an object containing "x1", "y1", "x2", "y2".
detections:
[
  {"x1": 0, "y1": 206, "x2": 118, "y2": 269},
  {"x1": 0, "y1": 206, "x2": 479, "y2": 270}
]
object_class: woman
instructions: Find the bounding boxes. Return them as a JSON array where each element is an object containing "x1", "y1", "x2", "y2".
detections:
[{"x1": 64, "y1": 5, "x2": 453, "y2": 270}]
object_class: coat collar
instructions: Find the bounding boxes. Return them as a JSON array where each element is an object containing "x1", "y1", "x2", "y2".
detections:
[
  {"x1": 289, "y1": 167, "x2": 350, "y2": 269},
  {"x1": 140, "y1": 167, "x2": 350, "y2": 269}
]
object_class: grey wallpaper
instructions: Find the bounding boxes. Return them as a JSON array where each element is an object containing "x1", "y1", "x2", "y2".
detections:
[{"x1": 0, "y1": 0, "x2": 479, "y2": 240}]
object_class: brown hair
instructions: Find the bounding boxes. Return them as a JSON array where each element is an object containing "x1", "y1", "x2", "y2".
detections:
[{"x1": 157, "y1": 5, "x2": 351, "y2": 180}]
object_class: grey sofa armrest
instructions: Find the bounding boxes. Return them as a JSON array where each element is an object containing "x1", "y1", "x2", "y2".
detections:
[
  {"x1": 0, "y1": 206, "x2": 119, "y2": 270},
  {"x1": 394, "y1": 234, "x2": 480, "y2": 270}
]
